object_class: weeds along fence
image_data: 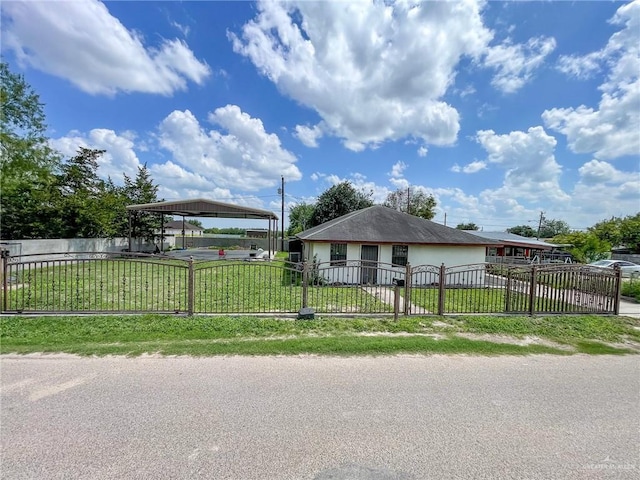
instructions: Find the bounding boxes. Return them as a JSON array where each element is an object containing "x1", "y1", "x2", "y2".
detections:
[{"x1": 0, "y1": 252, "x2": 621, "y2": 315}]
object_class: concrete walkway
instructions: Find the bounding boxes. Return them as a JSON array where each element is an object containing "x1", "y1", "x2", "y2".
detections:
[
  {"x1": 619, "y1": 299, "x2": 640, "y2": 318},
  {"x1": 361, "y1": 286, "x2": 429, "y2": 314}
]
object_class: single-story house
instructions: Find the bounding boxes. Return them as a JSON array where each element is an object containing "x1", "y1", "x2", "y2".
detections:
[
  {"x1": 157, "y1": 221, "x2": 204, "y2": 237},
  {"x1": 466, "y1": 231, "x2": 564, "y2": 263},
  {"x1": 294, "y1": 206, "x2": 500, "y2": 285}
]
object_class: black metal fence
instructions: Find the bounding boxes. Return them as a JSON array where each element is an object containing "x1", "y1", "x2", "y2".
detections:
[{"x1": 1, "y1": 252, "x2": 622, "y2": 316}]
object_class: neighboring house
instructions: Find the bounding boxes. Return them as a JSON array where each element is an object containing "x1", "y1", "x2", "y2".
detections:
[
  {"x1": 466, "y1": 231, "x2": 563, "y2": 263},
  {"x1": 246, "y1": 229, "x2": 269, "y2": 238},
  {"x1": 294, "y1": 206, "x2": 500, "y2": 285},
  {"x1": 157, "y1": 221, "x2": 204, "y2": 237}
]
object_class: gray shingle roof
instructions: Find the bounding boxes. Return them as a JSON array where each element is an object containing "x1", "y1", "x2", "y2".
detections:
[
  {"x1": 296, "y1": 206, "x2": 500, "y2": 246},
  {"x1": 466, "y1": 231, "x2": 557, "y2": 249}
]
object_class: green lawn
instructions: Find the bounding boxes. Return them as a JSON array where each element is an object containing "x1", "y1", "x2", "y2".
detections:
[
  {"x1": 4, "y1": 258, "x2": 389, "y2": 314},
  {"x1": 2, "y1": 256, "x2": 622, "y2": 315},
  {"x1": 1, "y1": 314, "x2": 637, "y2": 356},
  {"x1": 407, "y1": 287, "x2": 578, "y2": 314}
]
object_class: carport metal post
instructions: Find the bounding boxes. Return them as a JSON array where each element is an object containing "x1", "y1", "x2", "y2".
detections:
[
  {"x1": 128, "y1": 212, "x2": 132, "y2": 252},
  {"x1": 187, "y1": 256, "x2": 195, "y2": 315}
]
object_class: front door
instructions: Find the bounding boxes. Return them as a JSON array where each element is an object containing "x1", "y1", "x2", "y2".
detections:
[{"x1": 360, "y1": 245, "x2": 379, "y2": 284}]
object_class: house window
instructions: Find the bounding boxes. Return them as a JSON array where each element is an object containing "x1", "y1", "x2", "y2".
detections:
[
  {"x1": 330, "y1": 243, "x2": 347, "y2": 265},
  {"x1": 392, "y1": 245, "x2": 408, "y2": 266}
]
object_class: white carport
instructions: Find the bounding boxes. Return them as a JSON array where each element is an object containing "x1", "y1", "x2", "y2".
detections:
[{"x1": 126, "y1": 198, "x2": 279, "y2": 256}]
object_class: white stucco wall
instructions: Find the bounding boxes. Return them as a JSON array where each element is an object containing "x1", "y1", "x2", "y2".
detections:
[
  {"x1": 0, "y1": 238, "x2": 165, "y2": 261},
  {"x1": 305, "y1": 242, "x2": 485, "y2": 266},
  {"x1": 303, "y1": 242, "x2": 487, "y2": 285}
]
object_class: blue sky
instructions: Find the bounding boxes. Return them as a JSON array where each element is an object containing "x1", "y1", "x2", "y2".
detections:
[{"x1": 2, "y1": 0, "x2": 639, "y2": 230}]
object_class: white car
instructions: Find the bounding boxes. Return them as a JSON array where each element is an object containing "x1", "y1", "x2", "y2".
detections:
[{"x1": 588, "y1": 260, "x2": 640, "y2": 278}]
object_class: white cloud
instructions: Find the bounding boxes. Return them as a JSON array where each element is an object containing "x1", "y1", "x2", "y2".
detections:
[
  {"x1": 544, "y1": 0, "x2": 640, "y2": 160},
  {"x1": 417, "y1": 147, "x2": 428, "y2": 157},
  {"x1": 556, "y1": 51, "x2": 602, "y2": 79},
  {"x1": 158, "y1": 106, "x2": 301, "y2": 191},
  {"x1": 1, "y1": 0, "x2": 210, "y2": 95},
  {"x1": 231, "y1": 0, "x2": 554, "y2": 151},
  {"x1": 231, "y1": 0, "x2": 496, "y2": 150},
  {"x1": 389, "y1": 161, "x2": 407, "y2": 179},
  {"x1": 476, "y1": 126, "x2": 569, "y2": 204},
  {"x1": 50, "y1": 128, "x2": 142, "y2": 182},
  {"x1": 578, "y1": 159, "x2": 626, "y2": 185},
  {"x1": 171, "y1": 21, "x2": 190, "y2": 37},
  {"x1": 570, "y1": 159, "x2": 640, "y2": 219},
  {"x1": 451, "y1": 160, "x2": 487, "y2": 174},
  {"x1": 294, "y1": 124, "x2": 323, "y2": 148},
  {"x1": 483, "y1": 36, "x2": 556, "y2": 94}
]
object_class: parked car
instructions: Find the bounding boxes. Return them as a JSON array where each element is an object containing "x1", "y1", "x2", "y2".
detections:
[{"x1": 588, "y1": 260, "x2": 640, "y2": 277}]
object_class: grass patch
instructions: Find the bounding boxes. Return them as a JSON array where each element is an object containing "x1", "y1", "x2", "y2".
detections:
[
  {"x1": 574, "y1": 341, "x2": 635, "y2": 355},
  {"x1": 448, "y1": 314, "x2": 640, "y2": 344},
  {"x1": 0, "y1": 334, "x2": 567, "y2": 357},
  {"x1": 1, "y1": 314, "x2": 638, "y2": 357}
]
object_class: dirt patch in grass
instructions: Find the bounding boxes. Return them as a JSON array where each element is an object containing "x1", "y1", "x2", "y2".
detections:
[{"x1": 454, "y1": 332, "x2": 574, "y2": 351}]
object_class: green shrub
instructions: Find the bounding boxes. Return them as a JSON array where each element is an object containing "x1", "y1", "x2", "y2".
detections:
[{"x1": 621, "y1": 281, "x2": 640, "y2": 302}]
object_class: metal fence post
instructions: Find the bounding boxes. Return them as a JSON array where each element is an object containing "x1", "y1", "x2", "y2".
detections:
[
  {"x1": 504, "y1": 268, "x2": 511, "y2": 313},
  {"x1": 393, "y1": 282, "x2": 400, "y2": 321},
  {"x1": 187, "y1": 256, "x2": 195, "y2": 316},
  {"x1": 302, "y1": 261, "x2": 309, "y2": 308},
  {"x1": 1, "y1": 251, "x2": 8, "y2": 312},
  {"x1": 438, "y1": 263, "x2": 446, "y2": 316},
  {"x1": 404, "y1": 263, "x2": 411, "y2": 315},
  {"x1": 529, "y1": 265, "x2": 537, "y2": 316},
  {"x1": 613, "y1": 265, "x2": 622, "y2": 315}
]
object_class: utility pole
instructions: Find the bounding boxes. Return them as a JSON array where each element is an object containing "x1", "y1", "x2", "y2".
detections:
[
  {"x1": 536, "y1": 211, "x2": 545, "y2": 240},
  {"x1": 406, "y1": 186, "x2": 410, "y2": 214},
  {"x1": 280, "y1": 176, "x2": 285, "y2": 251},
  {"x1": 444, "y1": 212, "x2": 447, "y2": 226}
]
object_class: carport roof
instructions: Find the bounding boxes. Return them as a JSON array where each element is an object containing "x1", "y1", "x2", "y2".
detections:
[
  {"x1": 126, "y1": 198, "x2": 278, "y2": 220},
  {"x1": 467, "y1": 231, "x2": 557, "y2": 250}
]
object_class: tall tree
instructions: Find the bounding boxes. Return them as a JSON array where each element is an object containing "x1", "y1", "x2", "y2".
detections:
[
  {"x1": 311, "y1": 182, "x2": 373, "y2": 226},
  {"x1": 287, "y1": 202, "x2": 314, "y2": 235},
  {"x1": 619, "y1": 213, "x2": 640, "y2": 253},
  {"x1": 538, "y1": 218, "x2": 570, "y2": 238},
  {"x1": 456, "y1": 222, "x2": 479, "y2": 230},
  {"x1": 56, "y1": 148, "x2": 107, "y2": 238},
  {"x1": 589, "y1": 216, "x2": 623, "y2": 247},
  {"x1": 383, "y1": 187, "x2": 437, "y2": 220},
  {"x1": 552, "y1": 232, "x2": 610, "y2": 263},
  {"x1": 0, "y1": 61, "x2": 61, "y2": 239},
  {"x1": 124, "y1": 164, "x2": 161, "y2": 241},
  {"x1": 98, "y1": 177, "x2": 129, "y2": 238},
  {"x1": 507, "y1": 225, "x2": 537, "y2": 237},
  {"x1": 590, "y1": 213, "x2": 640, "y2": 252}
]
